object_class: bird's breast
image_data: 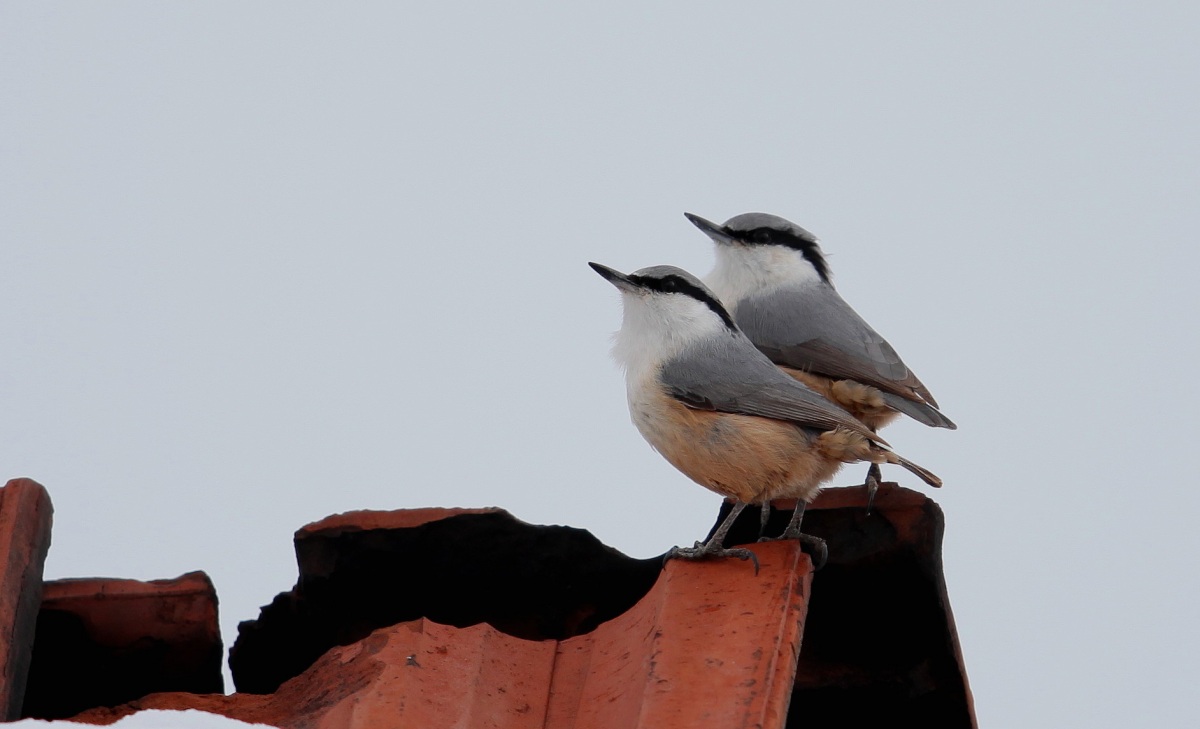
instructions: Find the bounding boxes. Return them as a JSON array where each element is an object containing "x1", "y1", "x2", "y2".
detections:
[{"x1": 625, "y1": 380, "x2": 835, "y2": 504}]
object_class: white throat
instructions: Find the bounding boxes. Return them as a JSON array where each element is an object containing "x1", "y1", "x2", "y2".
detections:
[
  {"x1": 611, "y1": 292, "x2": 727, "y2": 388},
  {"x1": 706, "y1": 244, "x2": 825, "y2": 305}
]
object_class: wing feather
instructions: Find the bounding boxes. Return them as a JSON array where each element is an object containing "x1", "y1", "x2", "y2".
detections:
[
  {"x1": 735, "y1": 285, "x2": 943, "y2": 411},
  {"x1": 659, "y1": 334, "x2": 885, "y2": 444}
]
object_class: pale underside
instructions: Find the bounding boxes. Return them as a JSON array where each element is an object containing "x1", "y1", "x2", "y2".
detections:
[{"x1": 628, "y1": 383, "x2": 879, "y2": 504}]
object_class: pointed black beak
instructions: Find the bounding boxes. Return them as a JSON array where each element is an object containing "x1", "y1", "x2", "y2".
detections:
[
  {"x1": 589, "y1": 262, "x2": 639, "y2": 293},
  {"x1": 684, "y1": 212, "x2": 735, "y2": 245}
]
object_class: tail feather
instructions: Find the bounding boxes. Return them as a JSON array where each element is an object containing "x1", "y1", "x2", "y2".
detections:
[
  {"x1": 866, "y1": 443, "x2": 943, "y2": 488},
  {"x1": 889, "y1": 453, "x2": 943, "y2": 488},
  {"x1": 880, "y1": 392, "x2": 957, "y2": 430}
]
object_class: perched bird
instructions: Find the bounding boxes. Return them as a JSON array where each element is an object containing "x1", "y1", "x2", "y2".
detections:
[
  {"x1": 685, "y1": 212, "x2": 955, "y2": 507},
  {"x1": 590, "y1": 262, "x2": 940, "y2": 567}
]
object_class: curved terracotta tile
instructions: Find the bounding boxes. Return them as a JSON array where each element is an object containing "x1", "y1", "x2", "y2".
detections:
[
  {"x1": 61, "y1": 491, "x2": 975, "y2": 727},
  {"x1": 296, "y1": 507, "x2": 504, "y2": 536},
  {"x1": 22, "y1": 572, "x2": 223, "y2": 720},
  {"x1": 0, "y1": 478, "x2": 53, "y2": 720},
  {"x1": 72, "y1": 542, "x2": 812, "y2": 729},
  {"x1": 547, "y1": 541, "x2": 811, "y2": 729},
  {"x1": 232, "y1": 508, "x2": 662, "y2": 693},
  {"x1": 710, "y1": 485, "x2": 977, "y2": 727}
]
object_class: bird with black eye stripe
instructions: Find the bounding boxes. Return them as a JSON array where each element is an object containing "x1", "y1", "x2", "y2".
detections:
[
  {"x1": 685, "y1": 212, "x2": 955, "y2": 517},
  {"x1": 590, "y1": 262, "x2": 941, "y2": 569}
]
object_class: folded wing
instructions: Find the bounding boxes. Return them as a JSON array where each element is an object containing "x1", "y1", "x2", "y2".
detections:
[
  {"x1": 659, "y1": 334, "x2": 885, "y2": 444},
  {"x1": 734, "y1": 285, "x2": 954, "y2": 428}
]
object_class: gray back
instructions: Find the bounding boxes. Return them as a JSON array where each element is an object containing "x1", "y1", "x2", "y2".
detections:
[{"x1": 733, "y1": 284, "x2": 933, "y2": 403}]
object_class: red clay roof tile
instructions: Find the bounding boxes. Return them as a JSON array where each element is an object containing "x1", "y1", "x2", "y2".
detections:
[
  {"x1": 0, "y1": 478, "x2": 53, "y2": 720},
  {"x1": 72, "y1": 542, "x2": 812, "y2": 728},
  {"x1": 22, "y1": 572, "x2": 224, "y2": 720}
]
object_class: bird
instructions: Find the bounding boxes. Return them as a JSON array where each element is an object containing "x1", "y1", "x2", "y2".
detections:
[
  {"x1": 684, "y1": 211, "x2": 955, "y2": 510},
  {"x1": 589, "y1": 261, "x2": 941, "y2": 568}
]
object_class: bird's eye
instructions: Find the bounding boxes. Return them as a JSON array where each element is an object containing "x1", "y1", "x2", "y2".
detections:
[
  {"x1": 661, "y1": 277, "x2": 678, "y2": 291},
  {"x1": 753, "y1": 229, "x2": 771, "y2": 243}
]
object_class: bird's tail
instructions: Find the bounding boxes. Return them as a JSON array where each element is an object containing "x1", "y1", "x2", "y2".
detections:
[
  {"x1": 881, "y1": 450, "x2": 943, "y2": 488},
  {"x1": 879, "y1": 392, "x2": 957, "y2": 430}
]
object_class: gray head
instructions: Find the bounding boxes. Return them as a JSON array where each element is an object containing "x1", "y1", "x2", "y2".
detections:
[
  {"x1": 684, "y1": 211, "x2": 831, "y2": 284},
  {"x1": 591, "y1": 261, "x2": 750, "y2": 383},
  {"x1": 588, "y1": 262, "x2": 736, "y2": 330}
]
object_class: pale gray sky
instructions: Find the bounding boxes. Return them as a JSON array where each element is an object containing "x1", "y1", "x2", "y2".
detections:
[{"x1": 3, "y1": 3, "x2": 1199, "y2": 726}]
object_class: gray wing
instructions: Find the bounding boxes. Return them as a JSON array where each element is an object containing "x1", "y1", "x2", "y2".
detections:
[
  {"x1": 879, "y1": 392, "x2": 956, "y2": 429},
  {"x1": 733, "y1": 284, "x2": 943, "y2": 410},
  {"x1": 659, "y1": 333, "x2": 885, "y2": 444}
]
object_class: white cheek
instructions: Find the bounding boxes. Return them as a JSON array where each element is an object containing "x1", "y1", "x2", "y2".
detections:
[
  {"x1": 610, "y1": 293, "x2": 725, "y2": 384},
  {"x1": 708, "y1": 245, "x2": 822, "y2": 303},
  {"x1": 764, "y1": 247, "x2": 825, "y2": 285}
]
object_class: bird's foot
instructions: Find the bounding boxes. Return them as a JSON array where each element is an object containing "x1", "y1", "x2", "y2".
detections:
[
  {"x1": 758, "y1": 530, "x2": 828, "y2": 570},
  {"x1": 665, "y1": 541, "x2": 759, "y2": 574},
  {"x1": 795, "y1": 533, "x2": 829, "y2": 570}
]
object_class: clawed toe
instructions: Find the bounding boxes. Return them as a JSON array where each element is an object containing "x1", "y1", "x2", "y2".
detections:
[
  {"x1": 664, "y1": 544, "x2": 760, "y2": 573},
  {"x1": 765, "y1": 530, "x2": 828, "y2": 570},
  {"x1": 726, "y1": 547, "x2": 760, "y2": 574},
  {"x1": 798, "y1": 534, "x2": 828, "y2": 570}
]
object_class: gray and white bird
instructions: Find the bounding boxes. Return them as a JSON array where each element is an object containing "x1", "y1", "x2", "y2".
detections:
[
  {"x1": 685, "y1": 212, "x2": 955, "y2": 505},
  {"x1": 590, "y1": 262, "x2": 941, "y2": 567}
]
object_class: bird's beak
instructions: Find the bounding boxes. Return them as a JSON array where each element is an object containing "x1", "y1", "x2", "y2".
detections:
[
  {"x1": 588, "y1": 262, "x2": 640, "y2": 293},
  {"x1": 684, "y1": 212, "x2": 735, "y2": 245}
]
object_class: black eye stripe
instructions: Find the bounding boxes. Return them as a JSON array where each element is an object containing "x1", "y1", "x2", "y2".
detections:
[
  {"x1": 730, "y1": 226, "x2": 831, "y2": 283},
  {"x1": 628, "y1": 274, "x2": 736, "y2": 330}
]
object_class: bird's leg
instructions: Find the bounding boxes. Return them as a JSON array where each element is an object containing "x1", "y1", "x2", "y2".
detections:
[
  {"x1": 864, "y1": 463, "x2": 882, "y2": 515},
  {"x1": 760, "y1": 500, "x2": 827, "y2": 570},
  {"x1": 780, "y1": 500, "x2": 807, "y2": 539},
  {"x1": 706, "y1": 501, "x2": 744, "y2": 549},
  {"x1": 665, "y1": 501, "x2": 759, "y2": 572},
  {"x1": 758, "y1": 502, "x2": 772, "y2": 539}
]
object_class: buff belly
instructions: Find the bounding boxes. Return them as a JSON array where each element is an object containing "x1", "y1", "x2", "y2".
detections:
[{"x1": 628, "y1": 387, "x2": 869, "y2": 504}]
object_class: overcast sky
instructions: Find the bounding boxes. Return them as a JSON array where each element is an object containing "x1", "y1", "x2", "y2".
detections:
[{"x1": 3, "y1": 3, "x2": 1199, "y2": 726}]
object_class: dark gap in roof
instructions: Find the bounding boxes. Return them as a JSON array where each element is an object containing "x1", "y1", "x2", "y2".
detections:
[{"x1": 230, "y1": 510, "x2": 662, "y2": 694}]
